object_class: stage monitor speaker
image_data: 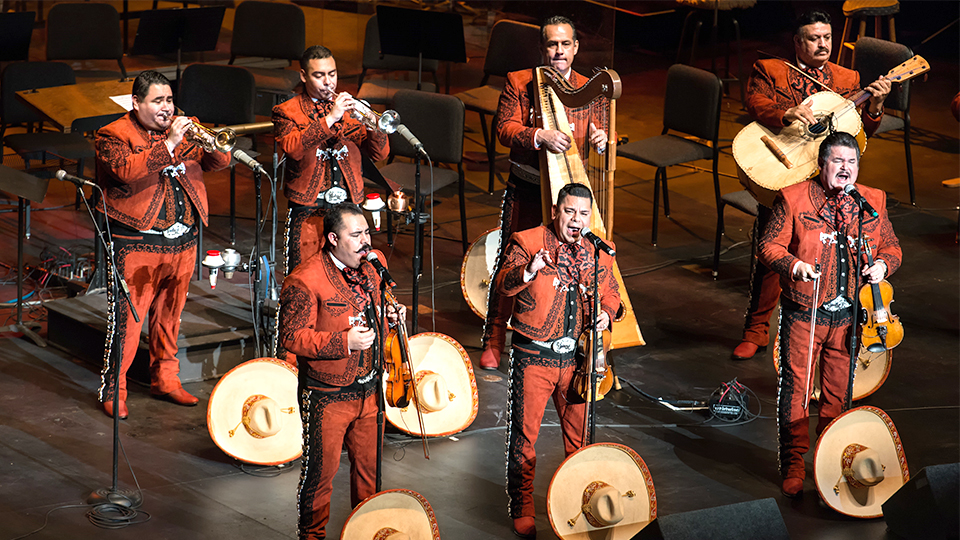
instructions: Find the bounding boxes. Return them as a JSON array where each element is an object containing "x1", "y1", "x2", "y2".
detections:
[
  {"x1": 882, "y1": 463, "x2": 959, "y2": 540},
  {"x1": 632, "y1": 498, "x2": 789, "y2": 540}
]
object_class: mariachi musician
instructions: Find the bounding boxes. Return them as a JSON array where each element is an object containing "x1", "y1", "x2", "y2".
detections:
[
  {"x1": 498, "y1": 182, "x2": 620, "y2": 539},
  {"x1": 732, "y1": 9, "x2": 890, "y2": 361},
  {"x1": 480, "y1": 15, "x2": 609, "y2": 371},
  {"x1": 95, "y1": 70, "x2": 231, "y2": 419},
  {"x1": 273, "y1": 45, "x2": 391, "y2": 274}
]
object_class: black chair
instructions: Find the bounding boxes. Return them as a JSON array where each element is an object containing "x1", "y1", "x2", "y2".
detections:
[
  {"x1": 0, "y1": 11, "x2": 35, "y2": 62},
  {"x1": 854, "y1": 36, "x2": 916, "y2": 205},
  {"x1": 229, "y1": 0, "x2": 305, "y2": 114},
  {"x1": 178, "y1": 64, "x2": 257, "y2": 250},
  {"x1": 453, "y1": 19, "x2": 541, "y2": 193},
  {"x1": 712, "y1": 190, "x2": 759, "y2": 278},
  {"x1": 380, "y1": 90, "x2": 468, "y2": 254},
  {"x1": 357, "y1": 15, "x2": 440, "y2": 106},
  {"x1": 46, "y1": 3, "x2": 127, "y2": 81},
  {"x1": 617, "y1": 64, "x2": 723, "y2": 246}
]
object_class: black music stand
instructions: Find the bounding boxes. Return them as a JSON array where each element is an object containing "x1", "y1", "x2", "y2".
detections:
[
  {"x1": 0, "y1": 165, "x2": 48, "y2": 347},
  {"x1": 0, "y1": 11, "x2": 35, "y2": 62},
  {"x1": 129, "y1": 6, "x2": 226, "y2": 83},
  {"x1": 376, "y1": 6, "x2": 465, "y2": 330}
]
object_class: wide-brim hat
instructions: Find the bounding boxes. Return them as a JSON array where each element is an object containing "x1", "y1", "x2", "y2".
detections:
[
  {"x1": 460, "y1": 227, "x2": 501, "y2": 320},
  {"x1": 547, "y1": 443, "x2": 657, "y2": 540},
  {"x1": 207, "y1": 358, "x2": 302, "y2": 465},
  {"x1": 814, "y1": 405, "x2": 909, "y2": 518},
  {"x1": 384, "y1": 332, "x2": 478, "y2": 437},
  {"x1": 340, "y1": 489, "x2": 440, "y2": 540}
]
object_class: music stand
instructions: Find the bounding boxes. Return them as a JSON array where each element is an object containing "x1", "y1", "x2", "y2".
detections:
[
  {"x1": 130, "y1": 6, "x2": 226, "y2": 83},
  {"x1": 0, "y1": 11, "x2": 34, "y2": 62},
  {"x1": 376, "y1": 6, "x2": 465, "y2": 330},
  {"x1": 0, "y1": 165, "x2": 49, "y2": 347}
]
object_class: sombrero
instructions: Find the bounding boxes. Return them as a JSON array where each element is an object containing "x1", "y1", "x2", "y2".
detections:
[
  {"x1": 207, "y1": 358, "x2": 302, "y2": 465},
  {"x1": 547, "y1": 443, "x2": 657, "y2": 540},
  {"x1": 340, "y1": 489, "x2": 441, "y2": 540},
  {"x1": 814, "y1": 405, "x2": 909, "y2": 518},
  {"x1": 383, "y1": 332, "x2": 478, "y2": 437}
]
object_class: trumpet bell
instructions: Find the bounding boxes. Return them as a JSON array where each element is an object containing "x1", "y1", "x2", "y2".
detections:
[{"x1": 378, "y1": 110, "x2": 400, "y2": 134}]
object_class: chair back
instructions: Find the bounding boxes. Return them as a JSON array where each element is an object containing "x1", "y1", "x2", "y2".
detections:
[
  {"x1": 389, "y1": 90, "x2": 464, "y2": 165},
  {"x1": 178, "y1": 64, "x2": 256, "y2": 126},
  {"x1": 662, "y1": 64, "x2": 722, "y2": 144},
  {"x1": 362, "y1": 15, "x2": 440, "y2": 74},
  {"x1": 71, "y1": 113, "x2": 126, "y2": 136},
  {"x1": 0, "y1": 11, "x2": 35, "y2": 62},
  {"x1": 231, "y1": 1, "x2": 305, "y2": 62},
  {"x1": 1, "y1": 61, "x2": 76, "y2": 126},
  {"x1": 483, "y1": 20, "x2": 541, "y2": 78},
  {"x1": 46, "y1": 3, "x2": 123, "y2": 64},
  {"x1": 853, "y1": 37, "x2": 913, "y2": 113}
]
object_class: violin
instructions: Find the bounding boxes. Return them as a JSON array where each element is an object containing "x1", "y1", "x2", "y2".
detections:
[
  {"x1": 858, "y1": 236, "x2": 903, "y2": 352},
  {"x1": 573, "y1": 328, "x2": 614, "y2": 402},
  {"x1": 382, "y1": 289, "x2": 429, "y2": 458}
]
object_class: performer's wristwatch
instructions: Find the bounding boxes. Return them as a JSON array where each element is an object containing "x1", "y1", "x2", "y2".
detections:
[{"x1": 868, "y1": 106, "x2": 883, "y2": 119}]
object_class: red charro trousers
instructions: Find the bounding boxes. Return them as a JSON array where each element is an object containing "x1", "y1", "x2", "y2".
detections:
[
  {"x1": 100, "y1": 237, "x2": 196, "y2": 402},
  {"x1": 777, "y1": 304, "x2": 853, "y2": 479},
  {"x1": 298, "y1": 384, "x2": 379, "y2": 540},
  {"x1": 285, "y1": 205, "x2": 328, "y2": 275},
  {"x1": 742, "y1": 206, "x2": 782, "y2": 348},
  {"x1": 506, "y1": 344, "x2": 586, "y2": 518}
]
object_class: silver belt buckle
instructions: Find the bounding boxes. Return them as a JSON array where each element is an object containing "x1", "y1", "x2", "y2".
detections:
[
  {"x1": 552, "y1": 337, "x2": 576, "y2": 354},
  {"x1": 821, "y1": 296, "x2": 851, "y2": 312},
  {"x1": 355, "y1": 370, "x2": 376, "y2": 384},
  {"x1": 162, "y1": 222, "x2": 190, "y2": 239},
  {"x1": 324, "y1": 186, "x2": 348, "y2": 204}
]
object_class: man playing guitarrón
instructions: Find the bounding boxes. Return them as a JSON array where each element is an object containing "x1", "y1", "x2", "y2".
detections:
[{"x1": 732, "y1": 9, "x2": 891, "y2": 361}]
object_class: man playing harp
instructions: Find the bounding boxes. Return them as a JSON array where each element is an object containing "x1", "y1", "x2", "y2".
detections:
[{"x1": 480, "y1": 15, "x2": 609, "y2": 371}]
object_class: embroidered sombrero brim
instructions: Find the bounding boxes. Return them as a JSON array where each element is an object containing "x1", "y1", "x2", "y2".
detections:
[{"x1": 340, "y1": 489, "x2": 440, "y2": 540}]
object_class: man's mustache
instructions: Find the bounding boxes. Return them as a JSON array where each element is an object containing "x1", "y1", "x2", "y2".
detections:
[{"x1": 357, "y1": 243, "x2": 372, "y2": 253}]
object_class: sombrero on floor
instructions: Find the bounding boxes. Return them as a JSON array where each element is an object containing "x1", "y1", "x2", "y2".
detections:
[{"x1": 340, "y1": 489, "x2": 441, "y2": 540}]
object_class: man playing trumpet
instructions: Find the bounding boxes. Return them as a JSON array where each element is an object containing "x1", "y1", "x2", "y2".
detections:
[
  {"x1": 95, "y1": 70, "x2": 231, "y2": 418},
  {"x1": 273, "y1": 45, "x2": 391, "y2": 274}
]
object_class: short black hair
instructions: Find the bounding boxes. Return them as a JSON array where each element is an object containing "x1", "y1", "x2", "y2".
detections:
[
  {"x1": 556, "y1": 182, "x2": 593, "y2": 206},
  {"x1": 300, "y1": 45, "x2": 333, "y2": 71},
  {"x1": 795, "y1": 10, "x2": 831, "y2": 36},
  {"x1": 541, "y1": 15, "x2": 577, "y2": 44},
  {"x1": 132, "y1": 70, "x2": 171, "y2": 101},
  {"x1": 323, "y1": 202, "x2": 365, "y2": 244},
  {"x1": 818, "y1": 131, "x2": 861, "y2": 166}
]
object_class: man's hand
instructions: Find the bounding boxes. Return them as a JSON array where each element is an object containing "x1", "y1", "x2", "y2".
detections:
[
  {"x1": 596, "y1": 310, "x2": 610, "y2": 332},
  {"x1": 325, "y1": 92, "x2": 355, "y2": 128},
  {"x1": 588, "y1": 122, "x2": 608, "y2": 151},
  {"x1": 526, "y1": 248, "x2": 552, "y2": 277},
  {"x1": 166, "y1": 115, "x2": 192, "y2": 153},
  {"x1": 783, "y1": 102, "x2": 817, "y2": 126},
  {"x1": 347, "y1": 326, "x2": 375, "y2": 352},
  {"x1": 865, "y1": 76, "x2": 892, "y2": 115},
  {"x1": 862, "y1": 260, "x2": 887, "y2": 284},
  {"x1": 536, "y1": 129, "x2": 571, "y2": 153},
  {"x1": 386, "y1": 303, "x2": 406, "y2": 326},
  {"x1": 793, "y1": 261, "x2": 821, "y2": 282}
]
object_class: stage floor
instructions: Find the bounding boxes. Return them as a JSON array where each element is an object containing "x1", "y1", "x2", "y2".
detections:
[{"x1": 1, "y1": 2, "x2": 957, "y2": 539}]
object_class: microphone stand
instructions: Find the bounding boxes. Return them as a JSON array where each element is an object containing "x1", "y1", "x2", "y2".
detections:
[
  {"x1": 845, "y1": 206, "x2": 867, "y2": 410},
  {"x1": 372, "y1": 280, "x2": 386, "y2": 493},
  {"x1": 78, "y1": 184, "x2": 142, "y2": 509},
  {"x1": 411, "y1": 156, "x2": 424, "y2": 331},
  {"x1": 588, "y1": 245, "x2": 601, "y2": 445}
]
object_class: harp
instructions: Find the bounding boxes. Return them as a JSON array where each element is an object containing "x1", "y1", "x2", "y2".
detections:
[{"x1": 533, "y1": 66, "x2": 644, "y2": 349}]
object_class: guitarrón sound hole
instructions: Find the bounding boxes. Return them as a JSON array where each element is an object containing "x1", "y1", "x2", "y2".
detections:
[{"x1": 809, "y1": 122, "x2": 827, "y2": 135}]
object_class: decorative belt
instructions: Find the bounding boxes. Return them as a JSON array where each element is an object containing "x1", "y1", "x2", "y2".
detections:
[
  {"x1": 509, "y1": 162, "x2": 541, "y2": 185},
  {"x1": 140, "y1": 221, "x2": 191, "y2": 239},
  {"x1": 355, "y1": 369, "x2": 377, "y2": 385},
  {"x1": 317, "y1": 186, "x2": 349, "y2": 205},
  {"x1": 531, "y1": 336, "x2": 577, "y2": 355},
  {"x1": 821, "y1": 296, "x2": 852, "y2": 313}
]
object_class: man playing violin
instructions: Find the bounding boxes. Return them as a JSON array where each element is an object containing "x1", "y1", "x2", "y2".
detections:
[
  {"x1": 732, "y1": 9, "x2": 892, "y2": 362},
  {"x1": 480, "y1": 15, "x2": 610, "y2": 371},
  {"x1": 94, "y1": 70, "x2": 231, "y2": 419},
  {"x1": 273, "y1": 45, "x2": 391, "y2": 274},
  {"x1": 497, "y1": 183, "x2": 619, "y2": 538},
  {"x1": 279, "y1": 203, "x2": 405, "y2": 540},
  {"x1": 759, "y1": 132, "x2": 900, "y2": 498}
]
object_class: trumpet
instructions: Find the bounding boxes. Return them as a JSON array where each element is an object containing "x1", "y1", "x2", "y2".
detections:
[
  {"x1": 319, "y1": 90, "x2": 400, "y2": 134},
  {"x1": 161, "y1": 110, "x2": 237, "y2": 153}
]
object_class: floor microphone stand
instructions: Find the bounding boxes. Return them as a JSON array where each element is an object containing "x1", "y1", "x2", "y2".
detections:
[
  {"x1": 846, "y1": 207, "x2": 867, "y2": 410},
  {"x1": 79, "y1": 184, "x2": 142, "y2": 508},
  {"x1": 588, "y1": 246, "x2": 601, "y2": 445},
  {"x1": 373, "y1": 281, "x2": 386, "y2": 492}
]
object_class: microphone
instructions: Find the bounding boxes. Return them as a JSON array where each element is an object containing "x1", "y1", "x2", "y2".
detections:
[
  {"x1": 232, "y1": 149, "x2": 268, "y2": 176},
  {"x1": 364, "y1": 252, "x2": 396, "y2": 288},
  {"x1": 579, "y1": 227, "x2": 616, "y2": 256},
  {"x1": 395, "y1": 124, "x2": 428, "y2": 158},
  {"x1": 843, "y1": 184, "x2": 879, "y2": 217},
  {"x1": 56, "y1": 169, "x2": 96, "y2": 188}
]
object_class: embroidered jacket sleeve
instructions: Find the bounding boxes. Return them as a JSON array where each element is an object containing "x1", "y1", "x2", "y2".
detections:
[
  {"x1": 867, "y1": 191, "x2": 902, "y2": 276},
  {"x1": 273, "y1": 100, "x2": 343, "y2": 162},
  {"x1": 598, "y1": 245, "x2": 621, "y2": 323},
  {"x1": 279, "y1": 273, "x2": 352, "y2": 361},
  {"x1": 758, "y1": 192, "x2": 802, "y2": 280},
  {"x1": 745, "y1": 61, "x2": 792, "y2": 129},
  {"x1": 496, "y1": 70, "x2": 537, "y2": 151},
  {"x1": 496, "y1": 233, "x2": 536, "y2": 297}
]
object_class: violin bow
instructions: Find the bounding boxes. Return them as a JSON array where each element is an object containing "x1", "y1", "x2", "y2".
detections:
[{"x1": 803, "y1": 259, "x2": 821, "y2": 411}]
